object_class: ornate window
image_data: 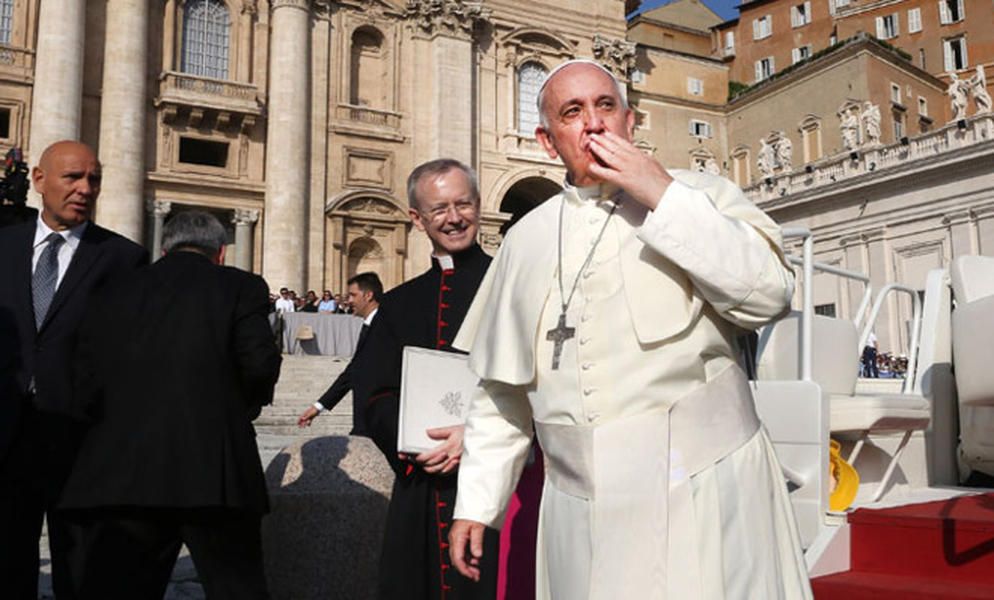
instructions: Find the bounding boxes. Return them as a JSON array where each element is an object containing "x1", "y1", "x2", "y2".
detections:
[
  {"x1": 0, "y1": 0, "x2": 13, "y2": 45},
  {"x1": 517, "y1": 62, "x2": 546, "y2": 137},
  {"x1": 181, "y1": 0, "x2": 231, "y2": 80}
]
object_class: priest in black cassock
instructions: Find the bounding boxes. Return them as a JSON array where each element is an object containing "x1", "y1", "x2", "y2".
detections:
[{"x1": 355, "y1": 158, "x2": 498, "y2": 600}]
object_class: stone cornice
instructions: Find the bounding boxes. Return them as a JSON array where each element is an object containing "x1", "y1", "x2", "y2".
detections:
[{"x1": 405, "y1": 0, "x2": 492, "y2": 41}]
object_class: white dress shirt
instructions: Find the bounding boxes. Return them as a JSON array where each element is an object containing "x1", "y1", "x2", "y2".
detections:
[{"x1": 32, "y1": 217, "x2": 88, "y2": 289}]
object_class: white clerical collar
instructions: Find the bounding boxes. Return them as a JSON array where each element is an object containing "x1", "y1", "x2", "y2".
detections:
[
  {"x1": 364, "y1": 307, "x2": 378, "y2": 326},
  {"x1": 34, "y1": 215, "x2": 87, "y2": 251},
  {"x1": 563, "y1": 180, "x2": 622, "y2": 207},
  {"x1": 434, "y1": 254, "x2": 455, "y2": 270}
]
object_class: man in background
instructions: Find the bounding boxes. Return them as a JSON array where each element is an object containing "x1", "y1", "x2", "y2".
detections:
[
  {"x1": 298, "y1": 271, "x2": 383, "y2": 431},
  {"x1": 60, "y1": 210, "x2": 281, "y2": 599}
]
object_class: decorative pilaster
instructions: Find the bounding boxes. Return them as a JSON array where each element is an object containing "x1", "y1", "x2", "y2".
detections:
[
  {"x1": 232, "y1": 208, "x2": 260, "y2": 271},
  {"x1": 27, "y1": 0, "x2": 86, "y2": 205},
  {"x1": 96, "y1": 0, "x2": 149, "y2": 242},
  {"x1": 263, "y1": 0, "x2": 311, "y2": 291},
  {"x1": 148, "y1": 199, "x2": 172, "y2": 260}
]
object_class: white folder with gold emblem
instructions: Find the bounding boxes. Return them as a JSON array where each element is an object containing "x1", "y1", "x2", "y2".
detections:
[{"x1": 398, "y1": 346, "x2": 480, "y2": 454}]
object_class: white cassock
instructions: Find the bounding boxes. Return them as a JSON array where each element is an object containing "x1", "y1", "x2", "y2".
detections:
[{"x1": 452, "y1": 170, "x2": 813, "y2": 599}]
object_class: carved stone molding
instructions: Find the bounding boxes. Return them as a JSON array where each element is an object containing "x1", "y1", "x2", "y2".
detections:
[
  {"x1": 591, "y1": 34, "x2": 636, "y2": 77},
  {"x1": 271, "y1": 0, "x2": 310, "y2": 12},
  {"x1": 405, "y1": 0, "x2": 491, "y2": 40},
  {"x1": 233, "y1": 208, "x2": 261, "y2": 225},
  {"x1": 241, "y1": 0, "x2": 258, "y2": 15}
]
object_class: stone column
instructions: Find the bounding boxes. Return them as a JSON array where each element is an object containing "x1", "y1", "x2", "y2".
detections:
[
  {"x1": 148, "y1": 199, "x2": 171, "y2": 260},
  {"x1": 95, "y1": 0, "x2": 149, "y2": 242},
  {"x1": 263, "y1": 0, "x2": 311, "y2": 292},
  {"x1": 233, "y1": 208, "x2": 260, "y2": 271},
  {"x1": 406, "y1": 1, "x2": 490, "y2": 166},
  {"x1": 27, "y1": 0, "x2": 86, "y2": 206}
]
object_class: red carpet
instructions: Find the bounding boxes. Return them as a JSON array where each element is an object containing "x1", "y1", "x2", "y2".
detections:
[{"x1": 812, "y1": 493, "x2": 994, "y2": 599}]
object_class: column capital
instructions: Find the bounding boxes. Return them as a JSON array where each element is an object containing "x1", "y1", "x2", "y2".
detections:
[
  {"x1": 233, "y1": 208, "x2": 261, "y2": 225},
  {"x1": 591, "y1": 34, "x2": 637, "y2": 79},
  {"x1": 146, "y1": 199, "x2": 172, "y2": 217},
  {"x1": 405, "y1": 0, "x2": 491, "y2": 41}
]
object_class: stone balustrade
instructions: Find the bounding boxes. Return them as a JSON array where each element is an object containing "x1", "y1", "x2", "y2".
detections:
[
  {"x1": 334, "y1": 104, "x2": 402, "y2": 129},
  {"x1": 157, "y1": 70, "x2": 262, "y2": 115},
  {"x1": 745, "y1": 114, "x2": 994, "y2": 205}
]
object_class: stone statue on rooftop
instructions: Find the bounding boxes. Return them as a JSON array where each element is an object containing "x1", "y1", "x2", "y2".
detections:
[
  {"x1": 968, "y1": 66, "x2": 992, "y2": 114},
  {"x1": 947, "y1": 72, "x2": 969, "y2": 122},
  {"x1": 773, "y1": 132, "x2": 792, "y2": 171},
  {"x1": 757, "y1": 138, "x2": 775, "y2": 178},
  {"x1": 839, "y1": 108, "x2": 859, "y2": 151},
  {"x1": 861, "y1": 102, "x2": 881, "y2": 145}
]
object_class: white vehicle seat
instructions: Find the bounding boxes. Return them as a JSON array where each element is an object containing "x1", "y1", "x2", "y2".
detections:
[
  {"x1": 950, "y1": 256, "x2": 994, "y2": 478},
  {"x1": 950, "y1": 256, "x2": 994, "y2": 407},
  {"x1": 757, "y1": 312, "x2": 930, "y2": 502}
]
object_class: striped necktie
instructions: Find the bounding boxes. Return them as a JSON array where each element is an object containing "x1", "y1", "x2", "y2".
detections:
[{"x1": 33, "y1": 232, "x2": 65, "y2": 329}]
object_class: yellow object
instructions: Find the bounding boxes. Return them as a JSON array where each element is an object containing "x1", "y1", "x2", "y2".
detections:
[{"x1": 829, "y1": 439, "x2": 860, "y2": 511}]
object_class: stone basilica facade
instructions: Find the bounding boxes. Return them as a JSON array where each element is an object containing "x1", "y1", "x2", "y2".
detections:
[{"x1": 7, "y1": 0, "x2": 631, "y2": 293}]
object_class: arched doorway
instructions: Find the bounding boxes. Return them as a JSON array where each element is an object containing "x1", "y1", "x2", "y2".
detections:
[
  {"x1": 325, "y1": 193, "x2": 409, "y2": 293},
  {"x1": 499, "y1": 176, "x2": 561, "y2": 235}
]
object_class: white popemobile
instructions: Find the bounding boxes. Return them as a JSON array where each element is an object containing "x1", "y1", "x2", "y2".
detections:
[{"x1": 756, "y1": 228, "x2": 994, "y2": 598}]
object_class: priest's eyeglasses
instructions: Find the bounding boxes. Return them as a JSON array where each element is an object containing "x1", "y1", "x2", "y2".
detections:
[{"x1": 421, "y1": 200, "x2": 478, "y2": 222}]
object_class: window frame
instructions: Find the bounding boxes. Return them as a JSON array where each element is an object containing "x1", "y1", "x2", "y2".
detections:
[
  {"x1": 688, "y1": 119, "x2": 712, "y2": 139},
  {"x1": 943, "y1": 36, "x2": 968, "y2": 71},
  {"x1": 752, "y1": 15, "x2": 772, "y2": 40},
  {"x1": 876, "y1": 13, "x2": 899, "y2": 40},
  {"x1": 516, "y1": 61, "x2": 547, "y2": 138},
  {"x1": 791, "y1": 1, "x2": 812, "y2": 28},
  {"x1": 755, "y1": 56, "x2": 775, "y2": 82},
  {"x1": 180, "y1": 0, "x2": 232, "y2": 80},
  {"x1": 908, "y1": 7, "x2": 923, "y2": 33}
]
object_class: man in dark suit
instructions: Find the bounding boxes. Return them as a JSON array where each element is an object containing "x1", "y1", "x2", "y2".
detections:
[
  {"x1": 0, "y1": 140, "x2": 147, "y2": 599},
  {"x1": 59, "y1": 210, "x2": 281, "y2": 599},
  {"x1": 297, "y1": 271, "x2": 383, "y2": 433}
]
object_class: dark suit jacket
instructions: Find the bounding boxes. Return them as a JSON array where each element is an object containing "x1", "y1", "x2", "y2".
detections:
[
  {"x1": 316, "y1": 320, "x2": 372, "y2": 435},
  {"x1": 59, "y1": 251, "x2": 281, "y2": 514},
  {"x1": 0, "y1": 220, "x2": 147, "y2": 463}
]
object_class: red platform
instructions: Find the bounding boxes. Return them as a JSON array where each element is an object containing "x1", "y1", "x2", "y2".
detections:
[{"x1": 812, "y1": 493, "x2": 994, "y2": 599}]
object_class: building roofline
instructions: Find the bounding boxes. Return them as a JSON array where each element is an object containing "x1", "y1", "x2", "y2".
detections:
[
  {"x1": 627, "y1": 14, "x2": 713, "y2": 37},
  {"x1": 727, "y1": 33, "x2": 943, "y2": 107}
]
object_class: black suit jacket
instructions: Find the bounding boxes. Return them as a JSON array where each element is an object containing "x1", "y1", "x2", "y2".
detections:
[
  {"x1": 59, "y1": 251, "x2": 281, "y2": 514},
  {"x1": 315, "y1": 320, "x2": 372, "y2": 435},
  {"x1": 0, "y1": 220, "x2": 147, "y2": 463}
]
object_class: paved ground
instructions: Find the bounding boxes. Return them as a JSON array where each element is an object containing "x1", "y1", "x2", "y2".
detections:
[{"x1": 37, "y1": 354, "x2": 349, "y2": 599}]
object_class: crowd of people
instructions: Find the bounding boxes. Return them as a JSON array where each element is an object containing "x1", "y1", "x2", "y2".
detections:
[
  {"x1": 270, "y1": 287, "x2": 353, "y2": 314},
  {"x1": 0, "y1": 60, "x2": 815, "y2": 600}
]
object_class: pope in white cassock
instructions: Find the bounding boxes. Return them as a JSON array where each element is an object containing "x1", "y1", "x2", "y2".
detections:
[{"x1": 447, "y1": 60, "x2": 813, "y2": 599}]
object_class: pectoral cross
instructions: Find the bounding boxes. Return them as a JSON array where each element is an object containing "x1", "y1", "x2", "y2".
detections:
[{"x1": 546, "y1": 312, "x2": 575, "y2": 371}]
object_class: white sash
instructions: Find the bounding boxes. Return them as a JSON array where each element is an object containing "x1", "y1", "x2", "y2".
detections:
[{"x1": 534, "y1": 366, "x2": 761, "y2": 599}]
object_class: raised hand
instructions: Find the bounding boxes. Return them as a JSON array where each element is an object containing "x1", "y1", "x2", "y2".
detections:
[{"x1": 587, "y1": 130, "x2": 673, "y2": 210}]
